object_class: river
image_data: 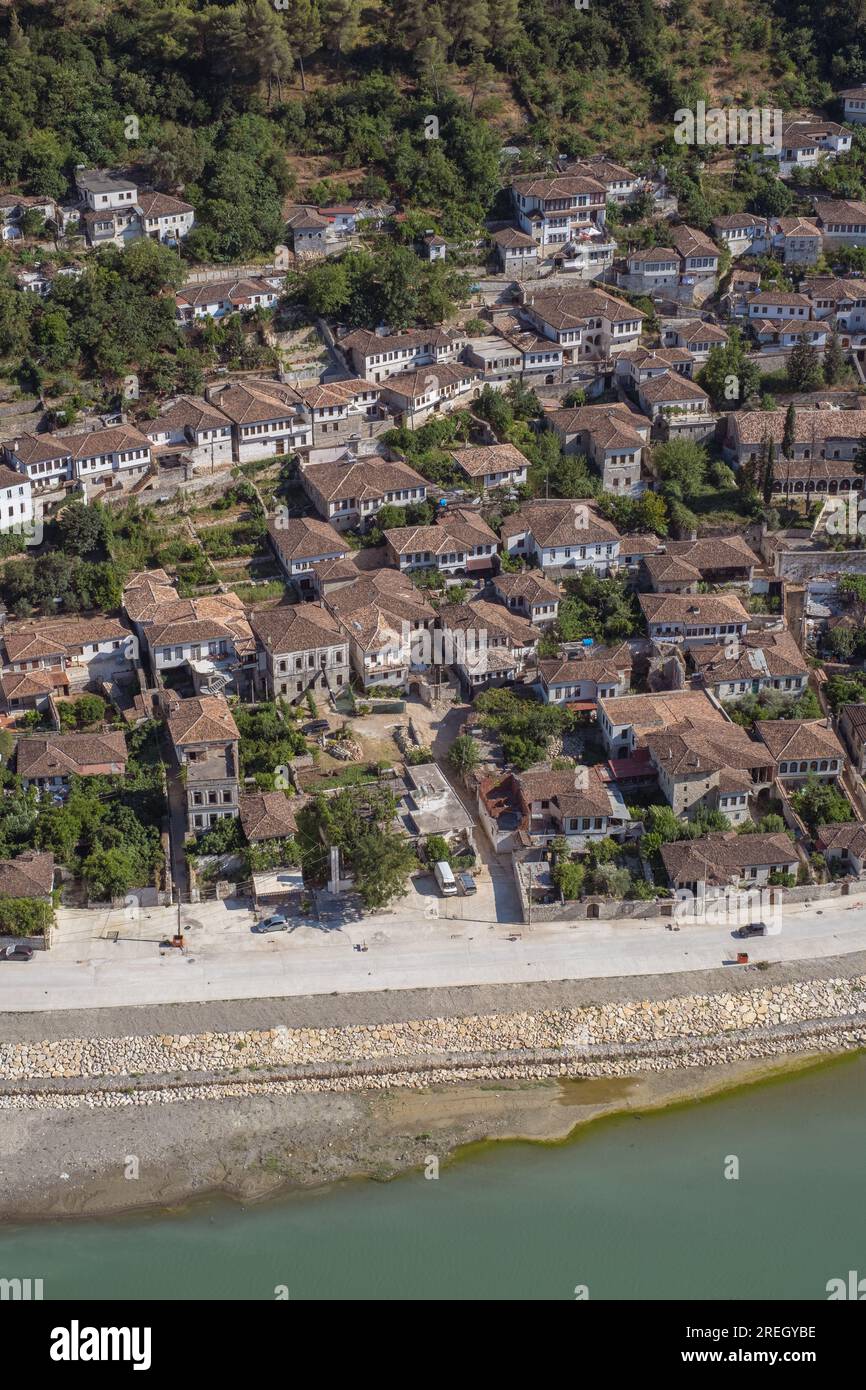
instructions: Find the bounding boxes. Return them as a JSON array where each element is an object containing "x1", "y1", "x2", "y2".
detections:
[{"x1": 2, "y1": 1055, "x2": 865, "y2": 1300}]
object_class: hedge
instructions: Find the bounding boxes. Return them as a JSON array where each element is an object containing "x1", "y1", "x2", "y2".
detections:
[{"x1": 0, "y1": 897, "x2": 53, "y2": 937}]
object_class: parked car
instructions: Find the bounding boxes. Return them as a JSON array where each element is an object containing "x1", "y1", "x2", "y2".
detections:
[
  {"x1": 457, "y1": 871, "x2": 477, "y2": 896},
  {"x1": 3, "y1": 944, "x2": 34, "y2": 962},
  {"x1": 253, "y1": 913, "x2": 289, "y2": 934},
  {"x1": 433, "y1": 860, "x2": 458, "y2": 896},
  {"x1": 302, "y1": 719, "x2": 330, "y2": 734}
]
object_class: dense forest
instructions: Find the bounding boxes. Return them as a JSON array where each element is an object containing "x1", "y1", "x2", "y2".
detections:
[
  {"x1": 1, "y1": 0, "x2": 866, "y2": 400},
  {"x1": 1, "y1": 0, "x2": 864, "y2": 242}
]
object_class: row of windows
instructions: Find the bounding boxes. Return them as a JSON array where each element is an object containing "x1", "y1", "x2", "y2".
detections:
[
  {"x1": 276, "y1": 652, "x2": 346, "y2": 672},
  {"x1": 779, "y1": 759, "x2": 839, "y2": 774}
]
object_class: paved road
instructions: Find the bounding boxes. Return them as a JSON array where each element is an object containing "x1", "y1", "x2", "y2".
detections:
[{"x1": 2, "y1": 893, "x2": 866, "y2": 1013}]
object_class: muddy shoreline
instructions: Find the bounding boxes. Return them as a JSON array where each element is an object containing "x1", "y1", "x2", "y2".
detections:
[{"x1": 0, "y1": 1051, "x2": 846, "y2": 1225}]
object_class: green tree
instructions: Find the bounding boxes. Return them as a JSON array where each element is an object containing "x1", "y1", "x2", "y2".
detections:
[
  {"x1": 449, "y1": 734, "x2": 480, "y2": 777},
  {"x1": 353, "y1": 826, "x2": 417, "y2": 908},
  {"x1": 787, "y1": 341, "x2": 823, "y2": 392},
  {"x1": 652, "y1": 438, "x2": 707, "y2": 497},
  {"x1": 55, "y1": 501, "x2": 109, "y2": 556},
  {"x1": 81, "y1": 846, "x2": 138, "y2": 901}
]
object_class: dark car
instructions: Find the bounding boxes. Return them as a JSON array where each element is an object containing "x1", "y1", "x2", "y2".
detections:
[
  {"x1": 302, "y1": 719, "x2": 330, "y2": 735},
  {"x1": 3, "y1": 944, "x2": 34, "y2": 962},
  {"x1": 457, "y1": 871, "x2": 477, "y2": 896},
  {"x1": 253, "y1": 913, "x2": 289, "y2": 934},
  {"x1": 734, "y1": 923, "x2": 766, "y2": 938}
]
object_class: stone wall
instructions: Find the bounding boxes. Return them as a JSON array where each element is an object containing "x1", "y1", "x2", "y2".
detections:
[{"x1": 3, "y1": 973, "x2": 866, "y2": 1110}]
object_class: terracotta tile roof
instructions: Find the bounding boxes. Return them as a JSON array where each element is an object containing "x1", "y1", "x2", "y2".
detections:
[
  {"x1": 669, "y1": 224, "x2": 720, "y2": 260},
  {"x1": 385, "y1": 508, "x2": 497, "y2": 557},
  {"x1": 661, "y1": 831, "x2": 797, "y2": 885},
  {"x1": 2, "y1": 616, "x2": 129, "y2": 663},
  {"x1": 814, "y1": 821, "x2": 866, "y2": 857},
  {"x1": 663, "y1": 535, "x2": 760, "y2": 573},
  {"x1": 295, "y1": 378, "x2": 378, "y2": 409},
  {"x1": 8, "y1": 428, "x2": 145, "y2": 467},
  {"x1": 16, "y1": 732, "x2": 128, "y2": 779},
  {"x1": 747, "y1": 290, "x2": 813, "y2": 308},
  {"x1": 755, "y1": 719, "x2": 846, "y2": 763},
  {"x1": 599, "y1": 688, "x2": 725, "y2": 736},
  {"x1": 801, "y1": 276, "x2": 866, "y2": 301},
  {"x1": 840, "y1": 703, "x2": 866, "y2": 742},
  {"x1": 692, "y1": 630, "x2": 808, "y2": 684},
  {"x1": 730, "y1": 406, "x2": 866, "y2": 448},
  {"x1": 0, "y1": 463, "x2": 24, "y2": 489},
  {"x1": 546, "y1": 402, "x2": 649, "y2": 450},
  {"x1": 500, "y1": 500, "x2": 621, "y2": 550},
  {"x1": 340, "y1": 327, "x2": 466, "y2": 357},
  {"x1": 753, "y1": 318, "x2": 826, "y2": 337},
  {"x1": 0, "y1": 850, "x2": 54, "y2": 899},
  {"x1": 621, "y1": 346, "x2": 695, "y2": 369},
  {"x1": 639, "y1": 592, "x2": 749, "y2": 626},
  {"x1": 776, "y1": 218, "x2": 821, "y2": 237},
  {"x1": 302, "y1": 455, "x2": 426, "y2": 504},
  {"x1": 491, "y1": 228, "x2": 537, "y2": 249},
  {"x1": 310, "y1": 555, "x2": 361, "y2": 585},
  {"x1": 517, "y1": 764, "x2": 617, "y2": 820},
  {"x1": 638, "y1": 371, "x2": 710, "y2": 404},
  {"x1": 563, "y1": 158, "x2": 638, "y2": 185},
  {"x1": 539, "y1": 642, "x2": 632, "y2": 687},
  {"x1": 511, "y1": 174, "x2": 606, "y2": 199},
  {"x1": 138, "y1": 190, "x2": 193, "y2": 218},
  {"x1": 671, "y1": 320, "x2": 728, "y2": 345},
  {"x1": 176, "y1": 279, "x2": 279, "y2": 310},
  {"x1": 145, "y1": 396, "x2": 231, "y2": 436},
  {"x1": 713, "y1": 213, "x2": 768, "y2": 230},
  {"x1": 0, "y1": 668, "x2": 69, "y2": 701},
  {"x1": 381, "y1": 363, "x2": 480, "y2": 399},
  {"x1": 207, "y1": 379, "x2": 302, "y2": 426},
  {"x1": 642, "y1": 553, "x2": 701, "y2": 585},
  {"x1": 627, "y1": 246, "x2": 677, "y2": 262},
  {"x1": 643, "y1": 719, "x2": 775, "y2": 776},
  {"x1": 252, "y1": 602, "x2": 342, "y2": 655},
  {"x1": 526, "y1": 286, "x2": 645, "y2": 329},
  {"x1": 437, "y1": 597, "x2": 538, "y2": 649},
  {"x1": 492, "y1": 572, "x2": 560, "y2": 605},
  {"x1": 267, "y1": 515, "x2": 348, "y2": 564},
  {"x1": 238, "y1": 790, "x2": 302, "y2": 842},
  {"x1": 325, "y1": 567, "x2": 435, "y2": 651},
  {"x1": 122, "y1": 568, "x2": 178, "y2": 625},
  {"x1": 167, "y1": 695, "x2": 240, "y2": 747},
  {"x1": 285, "y1": 205, "x2": 329, "y2": 230},
  {"x1": 815, "y1": 199, "x2": 866, "y2": 227},
  {"x1": 450, "y1": 443, "x2": 529, "y2": 478},
  {"x1": 619, "y1": 533, "x2": 665, "y2": 558},
  {"x1": 138, "y1": 586, "x2": 253, "y2": 655}
]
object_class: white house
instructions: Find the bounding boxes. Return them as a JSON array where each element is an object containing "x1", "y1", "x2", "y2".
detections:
[
  {"x1": 0, "y1": 463, "x2": 33, "y2": 535},
  {"x1": 840, "y1": 86, "x2": 866, "y2": 124},
  {"x1": 144, "y1": 396, "x2": 233, "y2": 469},
  {"x1": 500, "y1": 500, "x2": 621, "y2": 573}
]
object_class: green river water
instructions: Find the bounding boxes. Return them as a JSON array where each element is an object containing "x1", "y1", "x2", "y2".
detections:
[{"x1": 2, "y1": 1054, "x2": 865, "y2": 1300}]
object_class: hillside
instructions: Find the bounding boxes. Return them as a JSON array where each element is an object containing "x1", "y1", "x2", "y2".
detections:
[{"x1": 0, "y1": 0, "x2": 861, "y2": 251}]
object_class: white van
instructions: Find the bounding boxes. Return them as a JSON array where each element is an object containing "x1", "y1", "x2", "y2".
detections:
[{"x1": 434, "y1": 861, "x2": 458, "y2": 896}]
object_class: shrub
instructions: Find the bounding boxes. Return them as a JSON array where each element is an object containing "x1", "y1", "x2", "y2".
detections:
[{"x1": 0, "y1": 897, "x2": 53, "y2": 937}]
